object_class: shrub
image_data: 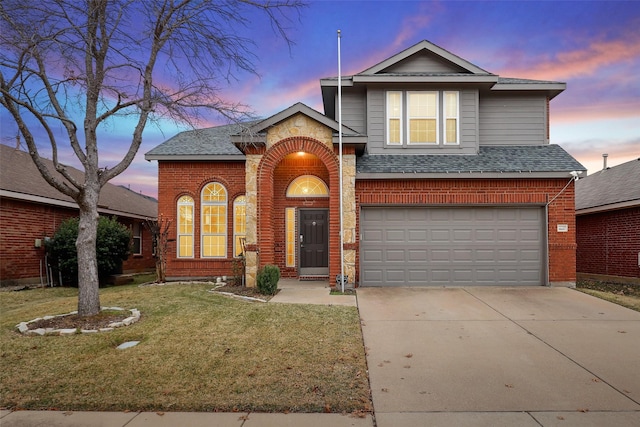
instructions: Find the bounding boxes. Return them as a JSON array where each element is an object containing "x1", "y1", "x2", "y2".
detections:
[
  {"x1": 256, "y1": 264, "x2": 280, "y2": 295},
  {"x1": 46, "y1": 216, "x2": 132, "y2": 286}
]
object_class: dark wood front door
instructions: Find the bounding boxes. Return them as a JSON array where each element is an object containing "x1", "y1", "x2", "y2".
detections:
[{"x1": 299, "y1": 209, "x2": 329, "y2": 276}]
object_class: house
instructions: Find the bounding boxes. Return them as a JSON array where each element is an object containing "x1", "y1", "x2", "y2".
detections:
[
  {"x1": 0, "y1": 144, "x2": 157, "y2": 286},
  {"x1": 145, "y1": 40, "x2": 585, "y2": 288},
  {"x1": 575, "y1": 157, "x2": 640, "y2": 284}
]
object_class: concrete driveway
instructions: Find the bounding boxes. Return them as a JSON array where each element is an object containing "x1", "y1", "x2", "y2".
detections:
[{"x1": 357, "y1": 287, "x2": 640, "y2": 427}]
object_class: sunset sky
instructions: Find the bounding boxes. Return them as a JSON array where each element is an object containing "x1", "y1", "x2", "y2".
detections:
[{"x1": 2, "y1": 0, "x2": 638, "y2": 198}]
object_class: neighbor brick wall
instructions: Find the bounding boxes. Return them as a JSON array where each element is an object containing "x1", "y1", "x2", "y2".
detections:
[
  {"x1": 355, "y1": 178, "x2": 577, "y2": 285},
  {"x1": 0, "y1": 198, "x2": 154, "y2": 285},
  {"x1": 576, "y1": 207, "x2": 640, "y2": 278},
  {"x1": 157, "y1": 160, "x2": 247, "y2": 278}
]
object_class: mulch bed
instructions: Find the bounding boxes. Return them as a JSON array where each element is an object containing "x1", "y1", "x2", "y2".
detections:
[{"x1": 26, "y1": 311, "x2": 130, "y2": 331}]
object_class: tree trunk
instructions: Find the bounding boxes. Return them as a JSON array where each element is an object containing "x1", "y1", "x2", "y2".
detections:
[{"x1": 76, "y1": 190, "x2": 101, "y2": 316}]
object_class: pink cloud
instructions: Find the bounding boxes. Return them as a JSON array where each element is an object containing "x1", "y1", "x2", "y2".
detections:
[
  {"x1": 552, "y1": 100, "x2": 640, "y2": 124},
  {"x1": 497, "y1": 32, "x2": 640, "y2": 81}
]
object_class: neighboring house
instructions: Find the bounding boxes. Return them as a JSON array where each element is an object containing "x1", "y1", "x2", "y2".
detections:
[
  {"x1": 146, "y1": 40, "x2": 585, "y2": 288},
  {"x1": 0, "y1": 144, "x2": 158, "y2": 286},
  {"x1": 575, "y1": 158, "x2": 640, "y2": 283}
]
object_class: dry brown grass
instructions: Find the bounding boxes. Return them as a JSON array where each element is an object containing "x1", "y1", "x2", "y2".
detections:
[{"x1": 0, "y1": 282, "x2": 371, "y2": 413}]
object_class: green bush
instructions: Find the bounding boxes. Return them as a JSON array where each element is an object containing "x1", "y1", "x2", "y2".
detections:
[
  {"x1": 256, "y1": 264, "x2": 280, "y2": 295},
  {"x1": 46, "y1": 216, "x2": 132, "y2": 286}
]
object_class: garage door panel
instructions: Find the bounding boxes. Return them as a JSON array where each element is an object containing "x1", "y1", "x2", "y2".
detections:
[{"x1": 361, "y1": 207, "x2": 544, "y2": 287}]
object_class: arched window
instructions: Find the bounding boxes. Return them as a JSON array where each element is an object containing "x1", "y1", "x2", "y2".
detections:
[
  {"x1": 201, "y1": 183, "x2": 227, "y2": 258},
  {"x1": 286, "y1": 175, "x2": 329, "y2": 197},
  {"x1": 177, "y1": 195, "x2": 194, "y2": 258},
  {"x1": 233, "y1": 195, "x2": 246, "y2": 257}
]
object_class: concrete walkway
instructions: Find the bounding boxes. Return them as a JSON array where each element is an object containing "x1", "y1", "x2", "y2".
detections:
[
  {"x1": 358, "y1": 286, "x2": 640, "y2": 427},
  {"x1": 3, "y1": 283, "x2": 640, "y2": 426}
]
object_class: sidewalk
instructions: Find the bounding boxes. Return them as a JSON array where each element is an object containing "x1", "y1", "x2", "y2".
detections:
[{"x1": 0, "y1": 410, "x2": 374, "y2": 427}]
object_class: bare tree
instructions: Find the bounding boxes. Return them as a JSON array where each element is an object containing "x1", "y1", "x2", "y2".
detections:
[
  {"x1": 145, "y1": 216, "x2": 171, "y2": 283},
  {"x1": 0, "y1": 0, "x2": 303, "y2": 316}
]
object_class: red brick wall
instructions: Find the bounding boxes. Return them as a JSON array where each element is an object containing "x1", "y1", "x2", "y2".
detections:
[
  {"x1": 576, "y1": 207, "x2": 640, "y2": 278},
  {"x1": 0, "y1": 198, "x2": 154, "y2": 285},
  {"x1": 355, "y1": 178, "x2": 577, "y2": 284},
  {"x1": 157, "y1": 160, "x2": 246, "y2": 278}
]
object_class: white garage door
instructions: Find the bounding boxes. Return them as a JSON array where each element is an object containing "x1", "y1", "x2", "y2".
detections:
[{"x1": 360, "y1": 207, "x2": 545, "y2": 286}]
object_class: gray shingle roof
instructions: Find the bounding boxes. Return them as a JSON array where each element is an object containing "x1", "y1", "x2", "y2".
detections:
[
  {"x1": 0, "y1": 144, "x2": 157, "y2": 218},
  {"x1": 356, "y1": 145, "x2": 585, "y2": 174},
  {"x1": 576, "y1": 158, "x2": 640, "y2": 211},
  {"x1": 145, "y1": 122, "x2": 260, "y2": 157}
]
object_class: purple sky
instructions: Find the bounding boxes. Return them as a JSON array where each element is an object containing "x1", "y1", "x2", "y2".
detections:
[{"x1": 2, "y1": 0, "x2": 639, "y2": 198}]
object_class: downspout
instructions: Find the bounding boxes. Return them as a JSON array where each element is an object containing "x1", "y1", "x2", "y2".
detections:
[{"x1": 337, "y1": 30, "x2": 345, "y2": 293}]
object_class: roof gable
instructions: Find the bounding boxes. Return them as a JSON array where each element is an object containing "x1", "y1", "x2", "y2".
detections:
[
  {"x1": 245, "y1": 102, "x2": 359, "y2": 136},
  {"x1": 576, "y1": 158, "x2": 640, "y2": 212},
  {"x1": 359, "y1": 40, "x2": 492, "y2": 76}
]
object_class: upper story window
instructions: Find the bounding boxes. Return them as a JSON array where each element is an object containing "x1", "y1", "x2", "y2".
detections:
[
  {"x1": 387, "y1": 91, "x2": 403, "y2": 145},
  {"x1": 408, "y1": 91, "x2": 438, "y2": 144},
  {"x1": 286, "y1": 175, "x2": 329, "y2": 197},
  {"x1": 201, "y1": 182, "x2": 227, "y2": 258},
  {"x1": 386, "y1": 91, "x2": 459, "y2": 146},
  {"x1": 444, "y1": 91, "x2": 459, "y2": 145},
  {"x1": 177, "y1": 195, "x2": 194, "y2": 258}
]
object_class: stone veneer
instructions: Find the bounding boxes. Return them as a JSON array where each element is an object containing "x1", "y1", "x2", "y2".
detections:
[{"x1": 244, "y1": 113, "x2": 356, "y2": 287}]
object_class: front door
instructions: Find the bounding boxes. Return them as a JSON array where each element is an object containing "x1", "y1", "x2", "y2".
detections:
[{"x1": 299, "y1": 209, "x2": 329, "y2": 276}]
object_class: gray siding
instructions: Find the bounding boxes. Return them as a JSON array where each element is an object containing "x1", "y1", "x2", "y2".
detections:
[
  {"x1": 479, "y1": 94, "x2": 548, "y2": 145},
  {"x1": 340, "y1": 88, "x2": 366, "y2": 133},
  {"x1": 366, "y1": 88, "x2": 479, "y2": 155},
  {"x1": 383, "y1": 51, "x2": 467, "y2": 74}
]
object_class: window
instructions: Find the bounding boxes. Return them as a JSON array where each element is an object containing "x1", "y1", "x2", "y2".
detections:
[
  {"x1": 385, "y1": 91, "x2": 459, "y2": 146},
  {"x1": 444, "y1": 91, "x2": 459, "y2": 145},
  {"x1": 408, "y1": 91, "x2": 438, "y2": 144},
  {"x1": 233, "y1": 195, "x2": 246, "y2": 257},
  {"x1": 285, "y1": 208, "x2": 296, "y2": 267},
  {"x1": 386, "y1": 91, "x2": 402, "y2": 145},
  {"x1": 177, "y1": 195, "x2": 194, "y2": 258},
  {"x1": 201, "y1": 183, "x2": 227, "y2": 257},
  {"x1": 132, "y1": 222, "x2": 142, "y2": 255},
  {"x1": 286, "y1": 175, "x2": 329, "y2": 197}
]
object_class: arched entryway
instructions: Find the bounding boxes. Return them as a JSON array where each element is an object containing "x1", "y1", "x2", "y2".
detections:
[{"x1": 256, "y1": 136, "x2": 340, "y2": 279}]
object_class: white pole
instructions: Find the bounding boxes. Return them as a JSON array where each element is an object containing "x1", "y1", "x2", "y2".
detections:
[{"x1": 337, "y1": 30, "x2": 345, "y2": 293}]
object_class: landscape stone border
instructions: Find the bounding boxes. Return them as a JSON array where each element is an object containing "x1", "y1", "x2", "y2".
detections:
[{"x1": 15, "y1": 306, "x2": 140, "y2": 336}]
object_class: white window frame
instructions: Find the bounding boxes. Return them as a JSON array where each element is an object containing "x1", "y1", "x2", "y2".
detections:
[
  {"x1": 131, "y1": 222, "x2": 142, "y2": 255},
  {"x1": 443, "y1": 91, "x2": 460, "y2": 145},
  {"x1": 201, "y1": 182, "x2": 227, "y2": 258},
  {"x1": 386, "y1": 91, "x2": 403, "y2": 145},
  {"x1": 407, "y1": 91, "x2": 438, "y2": 145},
  {"x1": 233, "y1": 195, "x2": 246, "y2": 258},
  {"x1": 285, "y1": 207, "x2": 296, "y2": 267},
  {"x1": 177, "y1": 195, "x2": 194, "y2": 259}
]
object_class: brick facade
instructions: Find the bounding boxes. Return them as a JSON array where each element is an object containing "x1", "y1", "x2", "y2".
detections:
[
  {"x1": 576, "y1": 207, "x2": 640, "y2": 279},
  {"x1": 0, "y1": 198, "x2": 155, "y2": 286},
  {"x1": 157, "y1": 160, "x2": 247, "y2": 278}
]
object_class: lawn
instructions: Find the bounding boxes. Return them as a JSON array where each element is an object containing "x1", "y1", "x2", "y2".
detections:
[
  {"x1": 0, "y1": 281, "x2": 371, "y2": 414},
  {"x1": 577, "y1": 280, "x2": 640, "y2": 312}
]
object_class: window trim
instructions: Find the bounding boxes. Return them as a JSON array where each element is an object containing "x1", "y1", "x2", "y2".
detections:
[
  {"x1": 201, "y1": 182, "x2": 227, "y2": 258},
  {"x1": 384, "y1": 90, "x2": 460, "y2": 146},
  {"x1": 177, "y1": 195, "x2": 194, "y2": 259},
  {"x1": 443, "y1": 91, "x2": 460, "y2": 145}
]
